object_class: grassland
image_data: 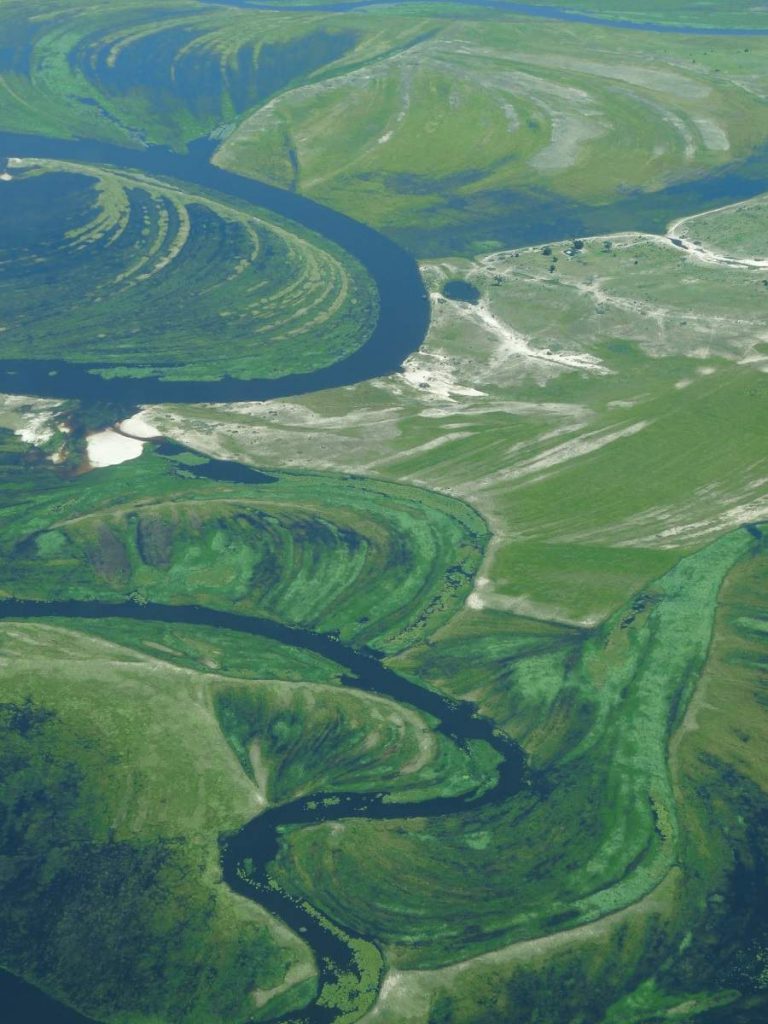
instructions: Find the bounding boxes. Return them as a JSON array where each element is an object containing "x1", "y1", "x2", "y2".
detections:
[
  {"x1": 2, "y1": 3, "x2": 768, "y2": 1023},
  {"x1": 0, "y1": 441, "x2": 486, "y2": 653},
  {"x1": 514, "y1": 0, "x2": 768, "y2": 29},
  {"x1": 0, "y1": 158, "x2": 376, "y2": 381},
  {"x1": 3, "y1": 181, "x2": 767, "y2": 1017},
  {"x1": 354, "y1": 523, "x2": 768, "y2": 1024},
  {"x1": 0, "y1": 1, "x2": 371, "y2": 149},
  {"x1": 3, "y1": 3, "x2": 768, "y2": 252},
  {"x1": 0, "y1": 620, "x2": 315, "y2": 1024},
  {"x1": 270, "y1": 530, "x2": 756, "y2": 965},
  {"x1": 670, "y1": 196, "x2": 768, "y2": 262},
  {"x1": 94, "y1": 190, "x2": 768, "y2": 1021},
  {"x1": 0, "y1": 430, "x2": 493, "y2": 1023},
  {"x1": 2, "y1": 424, "x2": 765, "y2": 1023},
  {"x1": 0, "y1": 608, "x2": 497, "y2": 1023},
  {"x1": 152, "y1": 192, "x2": 768, "y2": 625}
]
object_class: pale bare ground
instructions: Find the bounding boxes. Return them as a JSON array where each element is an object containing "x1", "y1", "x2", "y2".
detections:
[
  {"x1": 361, "y1": 870, "x2": 681, "y2": 1023},
  {"x1": 133, "y1": 214, "x2": 768, "y2": 624},
  {"x1": 119, "y1": 410, "x2": 164, "y2": 439},
  {"x1": 86, "y1": 429, "x2": 144, "y2": 468}
]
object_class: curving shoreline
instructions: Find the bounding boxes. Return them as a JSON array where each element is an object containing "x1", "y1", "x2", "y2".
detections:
[
  {"x1": 2, "y1": 111, "x2": 768, "y2": 1024},
  {"x1": 0, "y1": 132, "x2": 430, "y2": 406},
  {"x1": 199, "y1": 0, "x2": 768, "y2": 37},
  {"x1": 0, "y1": 598, "x2": 528, "y2": 1024}
]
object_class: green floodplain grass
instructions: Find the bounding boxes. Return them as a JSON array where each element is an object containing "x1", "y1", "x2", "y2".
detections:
[
  {"x1": 156, "y1": 197, "x2": 768, "y2": 627},
  {"x1": 3, "y1": 3, "x2": 768, "y2": 251},
  {"x1": 2, "y1": 4, "x2": 768, "y2": 1022},
  {"x1": 0, "y1": 159, "x2": 377, "y2": 382},
  {"x1": 346, "y1": 526, "x2": 768, "y2": 1024},
  {"x1": 69, "y1": 191, "x2": 763, "y2": 1023},
  {"x1": 270, "y1": 530, "x2": 755, "y2": 963},
  {"x1": 0, "y1": 443, "x2": 487, "y2": 653},
  {"x1": 1, "y1": 421, "x2": 766, "y2": 1023},
  {"x1": 512, "y1": 0, "x2": 768, "y2": 29},
  {"x1": 213, "y1": 0, "x2": 768, "y2": 26},
  {"x1": 671, "y1": 195, "x2": 768, "y2": 261},
  {"x1": 0, "y1": 620, "x2": 316, "y2": 1024},
  {"x1": 211, "y1": 13, "x2": 768, "y2": 252},
  {"x1": 0, "y1": 614, "x2": 496, "y2": 1023},
  {"x1": 0, "y1": 438, "x2": 495, "y2": 1023}
]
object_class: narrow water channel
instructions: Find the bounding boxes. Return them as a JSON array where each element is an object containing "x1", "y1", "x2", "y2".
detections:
[{"x1": 0, "y1": 598, "x2": 528, "y2": 1024}]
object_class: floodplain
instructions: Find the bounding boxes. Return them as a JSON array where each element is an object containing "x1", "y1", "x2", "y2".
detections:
[{"x1": 0, "y1": 2, "x2": 767, "y2": 1024}]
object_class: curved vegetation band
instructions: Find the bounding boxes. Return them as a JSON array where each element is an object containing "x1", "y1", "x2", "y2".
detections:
[{"x1": 0, "y1": 160, "x2": 377, "y2": 383}]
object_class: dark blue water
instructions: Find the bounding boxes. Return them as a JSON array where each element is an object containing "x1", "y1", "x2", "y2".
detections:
[
  {"x1": 154, "y1": 440, "x2": 278, "y2": 484},
  {"x1": 0, "y1": 973, "x2": 94, "y2": 1024},
  {"x1": 2, "y1": 8, "x2": 768, "y2": 1010},
  {"x1": 0, "y1": 132, "x2": 430, "y2": 405},
  {"x1": 199, "y1": 0, "x2": 768, "y2": 36},
  {"x1": 0, "y1": 598, "x2": 529, "y2": 1024},
  {"x1": 442, "y1": 279, "x2": 481, "y2": 304},
  {"x1": 3, "y1": 129, "x2": 768, "y2": 402}
]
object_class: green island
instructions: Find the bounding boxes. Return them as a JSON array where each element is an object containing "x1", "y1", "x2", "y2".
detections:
[
  {"x1": 1, "y1": 2, "x2": 768, "y2": 1024},
  {"x1": 0, "y1": 158, "x2": 376, "y2": 382}
]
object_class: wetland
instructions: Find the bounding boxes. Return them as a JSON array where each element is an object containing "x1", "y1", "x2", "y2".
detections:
[{"x1": 2, "y1": 3, "x2": 768, "y2": 1024}]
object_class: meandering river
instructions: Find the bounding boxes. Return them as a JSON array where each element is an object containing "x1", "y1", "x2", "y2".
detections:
[
  {"x1": 0, "y1": 594, "x2": 529, "y2": 1024},
  {"x1": 2, "y1": 11, "x2": 768, "y2": 1012},
  {"x1": 201, "y1": 0, "x2": 768, "y2": 36}
]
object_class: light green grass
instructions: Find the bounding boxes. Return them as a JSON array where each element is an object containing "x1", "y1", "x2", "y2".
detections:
[
  {"x1": 3, "y1": 3, "x2": 768, "y2": 252},
  {"x1": 0, "y1": 444, "x2": 488, "y2": 652},
  {"x1": 271, "y1": 529, "x2": 756, "y2": 969},
  {"x1": 0, "y1": 620, "x2": 315, "y2": 1024},
  {"x1": 152, "y1": 208, "x2": 768, "y2": 626}
]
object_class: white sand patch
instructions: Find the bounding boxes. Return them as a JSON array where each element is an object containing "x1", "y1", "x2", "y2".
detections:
[
  {"x1": 1, "y1": 396, "x2": 63, "y2": 448},
  {"x1": 0, "y1": 173, "x2": 12, "y2": 182},
  {"x1": 0, "y1": 395, "x2": 64, "y2": 451},
  {"x1": 373, "y1": 431, "x2": 473, "y2": 467},
  {"x1": 119, "y1": 411, "x2": 163, "y2": 439},
  {"x1": 529, "y1": 111, "x2": 606, "y2": 172},
  {"x1": 378, "y1": 971, "x2": 404, "y2": 1000},
  {"x1": 400, "y1": 346, "x2": 486, "y2": 402},
  {"x1": 17, "y1": 414, "x2": 55, "y2": 447},
  {"x1": 694, "y1": 118, "x2": 729, "y2": 152},
  {"x1": 377, "y1": 131, "x2": 393, "y2": 144},
  {"x1": 86, "y1": 429, "x2": 144, "y2": 468},
  {"x1": 663, "y1": 109, "x2": 697, "y2": 161},
  {"x1": 468, "y1": 301, "x2": 608, "y2": 374},
  {"x1": 665, "y1": 232, "x2": 768, "y2": 270},
  {"x1": 465, "y1": 573, "x2": 493, "y2": 610}
]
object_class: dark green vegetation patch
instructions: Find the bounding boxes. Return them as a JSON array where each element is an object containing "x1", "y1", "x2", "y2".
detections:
[
  {"x1": 0, "y1": 161, "x2": 376, "y2": 382},
  {"x1": 0, "y1": 424, "x2": 767, "y2": 1024}
]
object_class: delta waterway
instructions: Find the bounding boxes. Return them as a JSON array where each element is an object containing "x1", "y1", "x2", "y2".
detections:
[{"x1": 3, "y1": 73, "x2": 768, "y2": 1021}]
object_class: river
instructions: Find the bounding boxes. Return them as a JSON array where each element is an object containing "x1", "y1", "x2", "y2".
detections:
[
  {"x1": 200, "y1": 0, "x2": 768, "y2": 36},
  {"x1": 2, "y1": 8, "x2": 768, "y2": 1017},
  {"x1": 0, "y1": 594, "x2": 530, "y2": 1024}
]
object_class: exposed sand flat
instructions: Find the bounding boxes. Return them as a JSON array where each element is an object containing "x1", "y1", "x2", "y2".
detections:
[
  {"x1": 119, "y1": 410, "x2": 163, "y2": 439},
  {"x1": 86, "y1": 429, "x2": 144, "y2": 468}
]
